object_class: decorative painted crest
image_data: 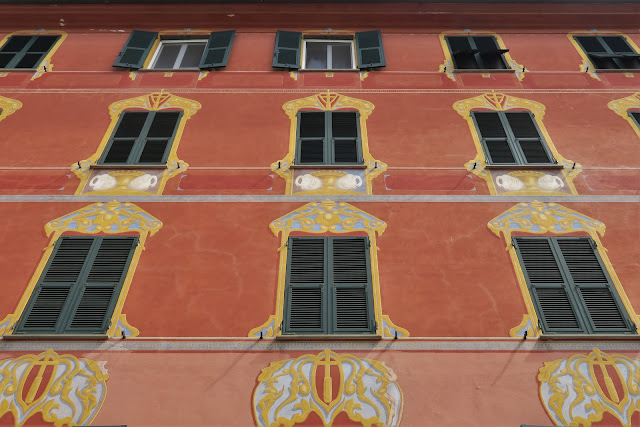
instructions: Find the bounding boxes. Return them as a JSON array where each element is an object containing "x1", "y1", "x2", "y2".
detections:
[
  {"x1": 539, "y1": 348, "x2": 640, "y2": 426},
  {"x1": 608, "y1": 93, "x2": 640, "y2": 140},
  {"x1": 282, "y1": 90, "x2": 374, "y2": 119},
  {"x1": 0, "y1": 95, "x2": 22, "y2": 122},
  {"x1": 253, "y1": 349, "x2": 403, "y2": 427},
  {"x1": 0, "y1": 350, "x2": 108, "y2": 427},
  {"x1": 453, "y1": 92, "x2": 545, "y2": 119},
  {"x1": 106, "y1": 91, "x2": 201, "y2": 120},
  {"x1": 270, "y1": 200, "x2": 386, "y2": 237}
]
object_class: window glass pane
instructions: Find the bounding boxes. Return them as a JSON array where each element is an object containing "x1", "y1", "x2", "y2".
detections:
[
  {"x1": 305, "y1": 42, "x2": 328, "y2": 69},
  {"x1": 103, "y1": 140, "x2": 135, "y2": 163},
  {"x1": 178, "y1": 43, "x2": 206, "y2": 68},
  {"x1": 299, "y1": 140, "x2": 324, "y2": 163},
  {"x1": 153, "y1": 44, "x2": 181, "y2": 68},
  {"x1": 0, "y1": 36, "x2": 31, "y2": 53},
  {"x1": 28, "y1": 36, "x2": 58, "y2": 53},
  {"x1": 15, "y1": 53, "x2": 43, "y2": 69},
  {"x1": 114, "y1": 112, "x2": 148, "y2": 138},
  {"x1": 331, "y1": 43, "x2": 352, "y2": 69},
  {"x1": 0, "y1": 53, "x2": 13, "y2": 68},
  {"x1": 602, "y1": 36, "x2": 634, "y2": 53}
]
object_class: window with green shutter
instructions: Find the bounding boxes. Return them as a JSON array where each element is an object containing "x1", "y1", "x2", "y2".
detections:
[
  {"x1": 0, "y1": 35, "x2": 61, "y2": 69},
  {"x1": 513, "y1": 236, "x2": 635, "y2": 335},
  {"x1": 283, "y1": 236, "x2": 375, "y2": 335},
  {"x1": 14, "y1": 236, "x2": 138, "y2": 335},
  {"x1": 99, "y1": 110, "x2": 182, "y2": 166},
  {"x1": 574, "y1": 35, "x2": 640, "y2": 70},
  {"x1": 629, "y1": 111, "x2": 640, "y2": 130},
  {"x1": 445, "y1": 35, "x2": 509, "y2": 70},
  {"x1": 296, "y1": 111, "x2": 362, "y2": 165},
  {"x1": 471, "y1": 111, "x2": 556, "y2": 166}
]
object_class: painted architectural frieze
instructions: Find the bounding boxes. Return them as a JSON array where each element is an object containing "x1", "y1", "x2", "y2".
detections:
[
  {"x1": 539, "y1": 348, "x2": 640, "y2": 427},
  {"x1": 271, "y1": 91, "x2": 386, "y2": 195},
  {"x1": 0, "y1": 95, "x2": 22, "y2": 122},
  {"x1": 0, "y1": 350, "x2": 108, "y2": 427},
  {"x1": 454, "y1": 92, "x2": 581, "y2": 196},
  {"x1": 253, "y1": 349, "x2": 403, "y2": 427},
  {"x1": 608, "y1": 92, "x2": 640, "y2": 140},
  {"x1": 71, "y1": 91, "x2": 201, "y2": 196}
]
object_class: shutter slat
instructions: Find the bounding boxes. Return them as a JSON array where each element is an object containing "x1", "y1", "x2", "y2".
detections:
[
  {"x1": 335, "y1": 288, "x2": 369, "y2": 329},
  {"x1": 87, "y1": 238, "x2": 137, "y2": 283},
  {"x1": 289, "y1": 239, "x2": 325, "y2": 284},
  {"x1": 272, "y1": 31, "x2": 301, "y2": 69},
  {"x1": 43, "y1": 238, "x2": 93, "y2": 282},
  {"x1": 580, "y1": 288, "x2": 627, "y2": 330},
  {"x1": 355, "y1": 30, "x2": 386, "y2": 68},
  {"x1": 113, "y1": 30, "x2": 158, "y2": 69},
  {"x1": 535, "y1": 288, "x2": 581, "y2": 330},
  {"x1": 22, "y1": 287, "x2": 71, "y2": 330},
  {"x1": 199, "y1": 30, "x2": 235, "y2": 69},
  {"x1": 289, "y1": 288, "x2": 322, "y2": 329},
  {"x1": 68, "y1": 287, "x2": 116, "y2": 330},
  {"x1": 556, "y1": 239, "x2": 608, "y2": 284},
  {"x1": 332, "y1": 238, "x2": 368, "y2": 284}
]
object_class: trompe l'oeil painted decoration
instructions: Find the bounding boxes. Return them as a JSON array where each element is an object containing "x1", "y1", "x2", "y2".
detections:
[
  {"x1": 539, "y1": 348, "x2": 640, "y2": 427},
  {"x1": 253, "y1": 349, "x2": 403, "y2": 427},
  {"x1": 0, "y1": 350, "x2": 108, "y2": 427}
]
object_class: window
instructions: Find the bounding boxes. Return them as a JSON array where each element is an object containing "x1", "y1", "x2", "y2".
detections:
[
  {"x1": 113, "y1": 30, "x2": 235, "y2": 70},
  {"x1": 296, "y1": 111, "x2": 362, "y2": 165},
  {"x1": 629, "y1": 111, "x2": 640, "y2": 129},
  {"x1": 13, "y1": 236, "x2": 138, "y2": 335},
  {"x1": 574, "y1": 35, "x2": 640, "y2": 70},
  {"x1": 0, "y1": 35, "x2": 60, "y2": 69},
  {"x1": 513, "y1": 236, "x2": 635, "y2": 335},
  {"x1": 445, "y1": 35, "x2": 509, "y2": 70},
  {"x1": 283, "y1": 236, "x2": 374, "y2": 335},
  {"x1": 471, "y1": 111, "x2": 555, "y2": 165},
  {"x1": 272, "y1": 30, "x2": 385, "y2": 70},
  {"x1": 99, "y1": 110, "x2": 182, "y2": 165}
]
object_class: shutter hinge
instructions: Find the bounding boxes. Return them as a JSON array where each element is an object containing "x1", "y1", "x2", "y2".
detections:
[{"x1": 538, "y1": 319, "x2": 543, "y2": 330}]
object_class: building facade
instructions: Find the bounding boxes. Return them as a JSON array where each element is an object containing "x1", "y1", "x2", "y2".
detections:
[{"x1": 0, "y1": 1, "x2": 640, "y2": 426}]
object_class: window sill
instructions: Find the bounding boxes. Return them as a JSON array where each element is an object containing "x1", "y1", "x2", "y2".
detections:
[
  {"x1": 452, "y1": 68, "x2": 517, "y2": 74},
  {"x1": 485, "y1": 164, "x2": 565, "y2": 170},
  {"x1": 0, "y1": 68, "x2": 40, "y2": 72},
  {"x1": 141, "y1": 68, "x2": 203, "y2": 72},
  {"x1": 276, "y1": 334, "x2": 382, "y2": 341},
  {"x1": 539, "y1": 333, "x2": 640, "y2": 341},
  {"x1": 91, "y1": 164, "x2": 168, "y2": 170},
  {"x1": 2, "y1": 333, "x2": 109, "y2": 341},
  {"x1": 290, "y1": 164, "x2": 367, "y2": 169}
]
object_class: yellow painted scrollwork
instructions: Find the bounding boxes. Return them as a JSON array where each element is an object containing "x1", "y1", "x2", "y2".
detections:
[
  {"x1": 0, "y1": 95, "x2": 22, "y2": 122},
  {"x1": 608, "y1": 92, "x2": 640, "y2": 140}
]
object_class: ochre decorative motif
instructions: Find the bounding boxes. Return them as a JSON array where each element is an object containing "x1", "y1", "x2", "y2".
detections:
[
  {"x1": 249, "y1": 201, "x2": 408, "y2": 338},
  {"x1": 539, "y1": 348, "x2": 640, "y2": 426},
  {"x1": 608, "y1": 92, "x2": 640, "y2": 140},
  {"x1": 0, "y1": 95, "x2": 22, "y2": 122},
  {"x1": 0, "y1": 350, "x2": 108, "y2": 427},
  {"x1": 438, "y1": 31, "x2": 525, "y2": 81},
  {"x1": 454, "y1": 92, "x2": 581, "y2": 196},
  {"x1": 0, "y1": 201, "x2": 162, "y2": 338},
  {"x1": 272, "y1": 91, "x2": 386, "y2": 195},
  {"x1": 0, "y1": 30, "x2": 67, "y2": 80},
  {"x1": 253, "y1": 349, "x2": 403, "y2": 427},
  {"x1": 488, "y1": 201, "x2": 639, "y2": 338},
  {"x1": 71, "y1": 91, "x2": 201, "y2": 195},
  {"x1": 568, "y1": 31, "x2": 640, "y2": 81}
]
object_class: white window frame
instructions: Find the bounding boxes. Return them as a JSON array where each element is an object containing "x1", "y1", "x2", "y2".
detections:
[
  {"x1": 147, "y1": 39, "x2": 208, "y2": 70},
  {"x1": 301, "y1": 38, "x2": 356, "y2": 70}
]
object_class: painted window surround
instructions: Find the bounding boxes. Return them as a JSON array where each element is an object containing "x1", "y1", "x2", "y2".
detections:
[
  {"x1": 608, "y1": 92, "x2": 640, "y2": 140},
  {"x1": 249, "y1": 200, "x2": 408, "y2": 339},
  {"x1": 0, "y1": 201, "x2": 162, "y2": 339},
  {"x1": 71, "y1": 91, "x2": 201, "y2": 196},
  {"x1": 568, "y1": 30, "x2": 640, "y2": 81},
  {"x1": 438, "y1": 30, "x2": 525, "y2": 82},
  {"x1": 271, "y1": 91, "x2": 386, "y2": 195},
  {"x1": 0, "y1": 30, "x2": 67, "y2": 80},
  {"x1": 488, "y1": 200, "x2": 640, "y2": 339},
  {"x1": 0, "y1": 95, "x2": 22, "y2": 122},
  {"x1": 454, "y1": 92, "x2": 582, "y2": 196}
]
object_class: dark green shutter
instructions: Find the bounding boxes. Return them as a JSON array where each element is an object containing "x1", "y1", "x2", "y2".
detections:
[
  {"x1": 446, "y1": 35, "x2": 508, "y2": 70},
  {"x1": 272, "y1": 31, "x2": 301, "y2": 69},
  {"x1": 296, "y1": 111, "x2": 361, "y2": 165},
  {"x1": 472, "y1": 111, "x2": 517, "y2": 164},
  {"x1": 113, "y1": 30, "x2": 158, "y2": 69},
  {"x1": 446, "y1": 36, "x2": 479, "y2": 69},
  {"x1": 199, "y1": 30, "x2": 235, "y2": 69},
  {"x1": 331, "y1": 112, "x2": 361, "y2": 164},
  {"x1": 474, "y1": 36, "x2": 508, "y2": 70},
  {"x1": 504, "y1": 112, "x2": 554, "y2": 164},
  {"x1": 296, "y1": 111, "x2": 326, "y2": 164},
  {"x1": 355, "y1": 30, "x2": 385, "y2": 69},
  {"x1": 15, "y1": 236, "x2": 138, "y2": 335},
  {"x1": 574, "y1": 35, "x2": 640, "y2": 70}
]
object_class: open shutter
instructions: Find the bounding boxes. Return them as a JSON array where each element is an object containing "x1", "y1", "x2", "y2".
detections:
[
  {"x1": 331, "y1": 237, "x2": 374, "y2": 333},
  {"x1": 574, "y1": 36, "x2": 620, "y2": 70},
  {"x1": 505, "y1": 112, "x2": 554, "y2": 164},
  {"x1": 66, "y1": 237, "x2": 137, "y2": 333},
  {"x1": 199, "y1": 30, "x2": 235, "y2": 69},
  {"x1": 355, "y1": 30, "x2": 385, "y2": 69},
  {"x1": 272, "y1": 31, "x2": 301, "y2": 69},
  {"x1": 556, "y1": 238, "x2": 632, "y2": 333},
  {"x1": 514, "y1": 238, "x2": 584, "y2": 333},
  {"x1": 472, "y1": 112, "x2": 517, "y2": 164},
  {"x1": 602, "y1": 36, "x2": 640, "y2": 69},
  {"x1": 284, "y1": 238, "x2": 326, "y2": 333},
  {"x1": 15, "y1": 238, "x2": 94, "y2": 333},
  {"x1": 446, "y1": 36, "x2": 479, "y2": 69},
  {"x1": 113, "y1": 30, "x2": 158, "y2": 69},
  {"x1": 474, "y1": 36, "x2": 508, "y2": 70}
]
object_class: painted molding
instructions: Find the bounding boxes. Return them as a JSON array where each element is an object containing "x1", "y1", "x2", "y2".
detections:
[
  {"x1": 0, "y1": 201, "x2": 162, "y2": 338},
  {"x1": 0, "y1": 95, "x2": 22, "y2": 122},
  {"x1": 567, "y1": 31, "x2": 640, "y2": 81},
  {"x1": 488, "y1": 201, "x2": 639, "y2": 338},
  {"x1": 0, "y1": 30, "x2": 67, "y2": 80},
  {"x1": 608, "y1": 92, "x2": 640, "y2": 140},
  {"x1": 0, "y1": 349, "x2": 108, "y2": 427},
  {"x1": 249, "y1": 200, "x2": 408, "y2": 338},
  {"x1": 71, "y1": 91, "x2": 201, "y2": 195},
  {"x1": 454, "y1": 91, "x2": 581, "y2": 196}
]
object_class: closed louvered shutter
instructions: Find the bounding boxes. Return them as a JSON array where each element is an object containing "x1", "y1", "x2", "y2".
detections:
[
  {"x1": 331, "y1": 238, "x2": 373, "y2": 332},
  {"x1": 137, "y1": 111, "x2": 181, "y2": 164},
  {"x1": 113, "y1": 30, "x2": 158, "y2": 69},
  {"x1": 296, "y1": 111, "x2": 362, "y2": 165},
  {"x1": 199, "y1": 30, "x2": 235, "y2": 69},
  {"x1": 103, "y1": 112, "x2": 149, "y2": 164},
  {"x1": 15, "y1": 236, "x2": 138, "y2": 335},
  {"x1": 355, "y1": 30, "x2": 386, "y2": 69},
  {"x1": 297, "y1": 112, "x2": 326, "y2": 164},
  {"x1": 473, "y1": 112, "x2": 517, "y2": 164},
  {"x1": 505, "y1": 112, "x2": 554, "y2": 164},
  {"x1": 272, "y1": 31, "x2": 301, "y2": 69},
  {"x1": 285, "y1": 238, "x2": 326, "y2": 333},
  {"x1": 331, "y1": 112, "x2": 360, "y2": 163}
]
